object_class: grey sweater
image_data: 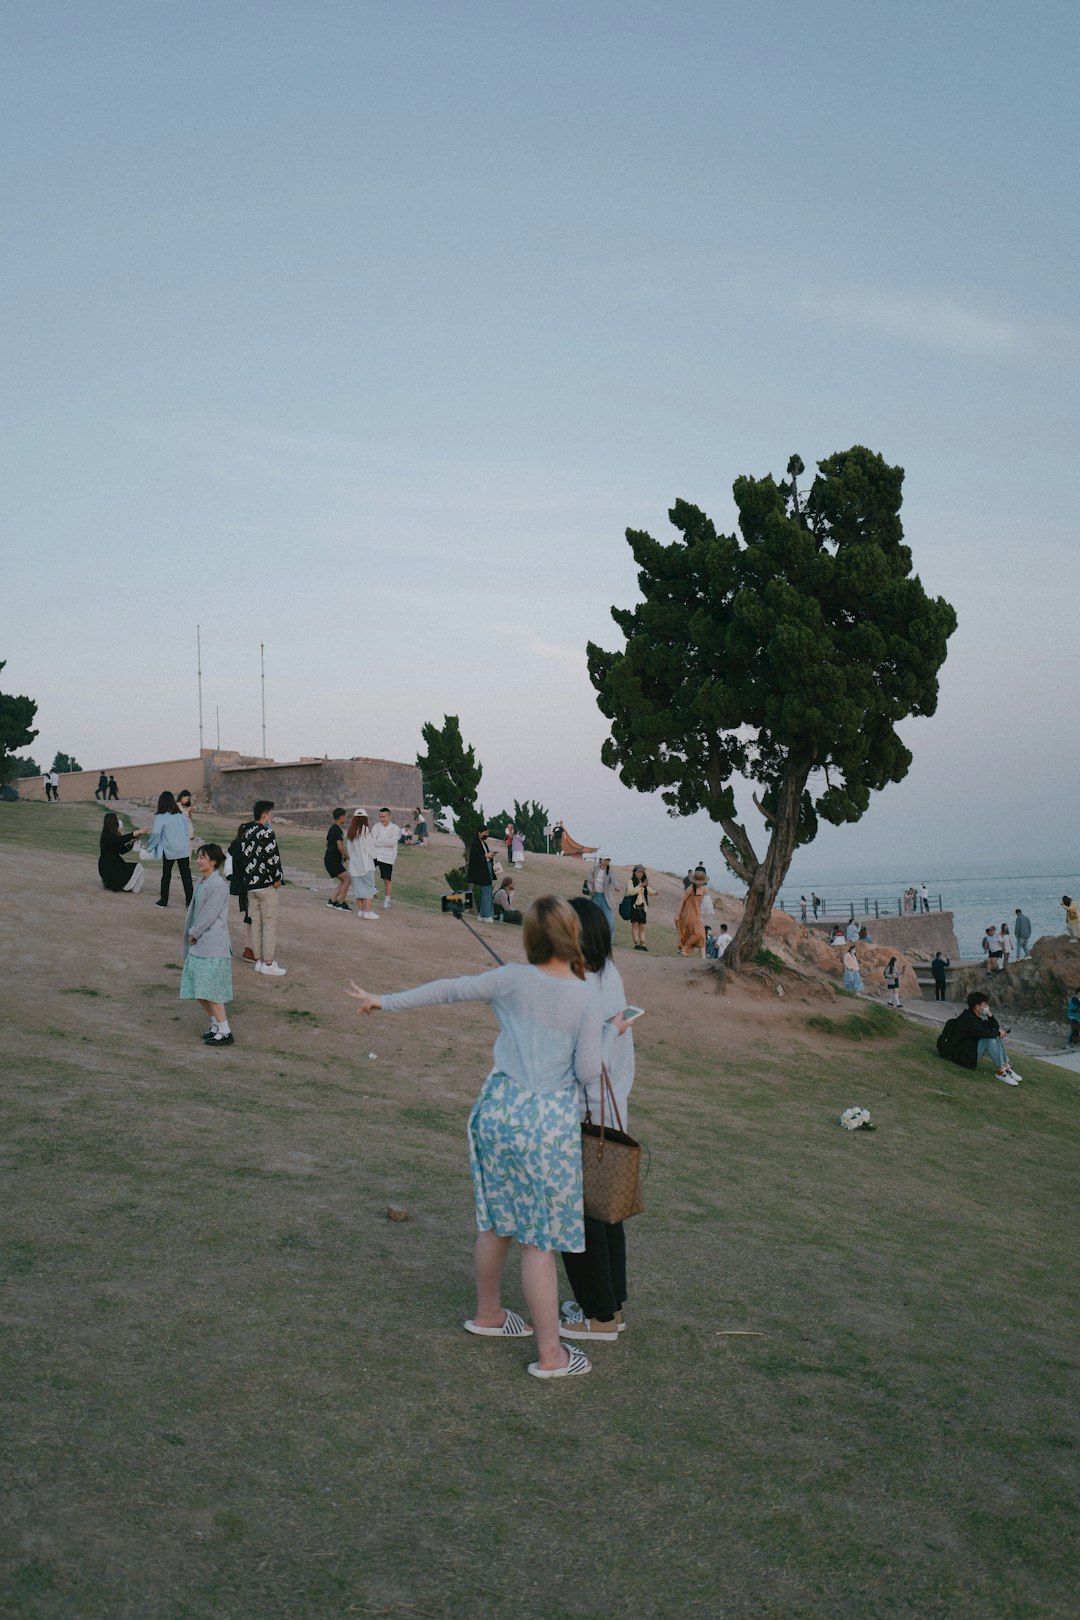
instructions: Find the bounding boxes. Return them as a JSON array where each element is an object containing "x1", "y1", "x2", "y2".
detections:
[
  {"x1": 182, "y1": 872, "x2": 233, "y2": 960},
  {"x1": 381, "y1": 964, "x2": 602, "y2": 1096}
]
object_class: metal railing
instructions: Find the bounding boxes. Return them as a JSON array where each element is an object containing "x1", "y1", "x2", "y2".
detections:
[{"x1": 778, "y1": 894, "x2": 944, "y2": 920}]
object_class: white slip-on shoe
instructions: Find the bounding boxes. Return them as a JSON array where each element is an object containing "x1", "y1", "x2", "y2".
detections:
[
  {"x1": 463, "y1": 1309, "x2": 533, "y2": 1338},
  {"x1": 528, "y1": 1344, "x2": 591, "y2": 1379},
  {"x1": 261, "y1": 961, "x2": 287, "y2": 977}
]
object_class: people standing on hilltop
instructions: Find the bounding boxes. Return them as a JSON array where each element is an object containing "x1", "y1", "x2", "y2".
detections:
[
  {"x1": 938, "y1": 991, "x2": 1022, "y2": 1084},
  {"x1": 1062, "y1": 895, "x2": 1080, "y2": 944},
  {"x1": 180, "y1": 843, "x2": 235, "y2": 1047},
  {"x1": 371, "y1": 807, "x2": 402, "y2": 910},
  {"x1": 676, "y1": 878, "x2": 706, "y2": 958},
  {"x1": 227, "y1": 820, "x2": 256, "y2": 962},
  {"x1": 627, "y1": 864, "x2": 650, "y2": 951},
  {"x1": 560, "y1": 898, "x2": 636, "y2": 1344},
  {"x1": 982, "y1": 924, "x2": 1003, "y2": 973},
  {"x1": 587, "y1": 857, "x2": 621, "y2": 942},
  {"x1": 95, "y1": 771, "x2": 109, "y2": 801},
  {"x1": 511, "y1": 829, "x2": 525, "y2": 868},
  {"x1": 999, "y1": 923, "x2": 1013, "y2": 972},
  {"x1": 467, "y1": 823, "x2": 497, "y2": 922},
  {"x1": 240, "y1": 801, "x2": 286, "y2": 976},
  {"x1": 504, "y1": 822, "x2": 515, "y2": 867},
  {"x1": 551, "y1": 819, "x2": 564, "y2": 855},
  {"x1": 346, "y1": 808, "x2": 378, "y2": 921},
  {"x1": 1014, "y1": 908, "x2": 1032, "y2": 959},
  {"x1": 324, "y1": 808, "x2": 351, "y2": 911},
  {"x1": 147, "y1": 792, "x2": 194, "y2": 909},
  {"x1": 98, "y1": 811, "x2": 148, "y2": 893},
  {"x1": 175, "y1": 790, "x2": 196, "y2": 861},
  {"x1": 883, "y1": 956, "x2": 901, "y2": 1008},
  {"x1": 931, "y1": 951, "x2": 950, "y2": 1001},
  {"x1": 347, "y1": 894, "x2": 603, "y2": 1380},
  {"x1": 414, "y1": 806, "x2": 428, "y2": 845}
]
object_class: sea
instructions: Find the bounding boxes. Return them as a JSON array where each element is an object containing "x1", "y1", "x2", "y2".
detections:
[{"x1": 773, "y1": 859, "x2": 1080, "y2": 961}]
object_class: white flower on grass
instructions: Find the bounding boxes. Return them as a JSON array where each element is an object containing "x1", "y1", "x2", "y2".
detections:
[{"x1": 839, "y1": 1106, "x2": 875, "y2": 1131}]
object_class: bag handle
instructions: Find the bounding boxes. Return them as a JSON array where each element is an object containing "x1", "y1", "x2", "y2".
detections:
[{"x1": 585, "y1": 1064, "x2": 624, "y2": 1158}]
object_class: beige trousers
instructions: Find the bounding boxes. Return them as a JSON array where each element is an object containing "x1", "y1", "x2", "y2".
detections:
[{"x1": 249, "y1": 886, "x2": 279, "y2": 963}]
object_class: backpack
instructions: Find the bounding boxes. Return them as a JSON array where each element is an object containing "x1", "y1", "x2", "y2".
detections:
[{"x1": 936, "y1": 1016, "x2": 960, "y2": 1059}]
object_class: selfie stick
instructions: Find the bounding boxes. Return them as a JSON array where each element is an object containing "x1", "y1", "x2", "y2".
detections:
[{"x1": 456, "y1": 913, "x2": 506, "y2": 968}]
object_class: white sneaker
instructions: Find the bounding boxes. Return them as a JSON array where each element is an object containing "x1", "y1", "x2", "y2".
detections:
[
  {"x1": 362, "y1": 910, "x2": 379, "y2": 921},
  {"x1": 261, "y1": 961, "x2": 287, "y2": 977},
  {"x1": 383, "y1": 897, "x2": 392, "y2": 910},
  {"x1": 1004, "y1": 1066, "x2": 1022, "y2": 1082},
  {"x1": 996, "y1": 1069, "x2": 1019, "y2": 1085},
  {"x1": 253, "y1": 961, "x2": 264, "y2": 973}
]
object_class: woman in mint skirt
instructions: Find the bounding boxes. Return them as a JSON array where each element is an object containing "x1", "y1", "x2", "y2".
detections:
[{"x1": 180, "y1": 844, "x2": 235, "y2": 1046}]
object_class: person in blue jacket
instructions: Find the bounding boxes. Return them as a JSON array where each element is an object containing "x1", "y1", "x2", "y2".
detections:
[{"x1": 146, "y1": 791, "x2": 194, "y2": 908}]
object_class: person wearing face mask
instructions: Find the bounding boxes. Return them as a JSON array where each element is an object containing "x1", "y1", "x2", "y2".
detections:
[{"x1": 239, "y1": 800, "x2": 286, "y2": 976}]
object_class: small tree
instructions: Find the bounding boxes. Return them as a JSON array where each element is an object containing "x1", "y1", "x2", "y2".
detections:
[
  {"x1": 0, "y1": 663, "x2": 39, "y2": 784},
  {"x1": 51, "y1": 751, "x2": 83, "y2": 775},
  {"x1": 416, "y1": 715, "x2": 484, "y2": 850},
  {"x1": 587, "y1": 447, "x2": 957, "y2": 969}
]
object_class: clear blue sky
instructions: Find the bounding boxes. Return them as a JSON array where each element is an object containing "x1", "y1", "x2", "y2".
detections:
[{"x1": 5, "y1": 0, "x2": 1077, "y2": 876}]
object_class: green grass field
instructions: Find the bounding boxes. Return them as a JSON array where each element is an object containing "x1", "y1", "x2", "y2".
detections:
[{"x1": 2, "y1": 802, "x2": 1078, "y2": 1618}]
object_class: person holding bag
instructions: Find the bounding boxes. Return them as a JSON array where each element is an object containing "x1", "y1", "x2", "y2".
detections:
[
  {"x1": 625, "y1": 864, "x2": 650, "y2": 951},
  {"x1": 347, "y1": 895, "x2": 602, "y2": 1381},
  {"x1": 558, "y1": 898, "x2": 638, "y2": 1343}
]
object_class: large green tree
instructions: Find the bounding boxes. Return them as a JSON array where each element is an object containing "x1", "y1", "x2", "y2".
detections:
[
  {"x1": 0, "y1": 662, "x2": 39, "y2": 784},
  {"x1": 416, "y1": 714, "x2": 485, "y2": 850},
  {"x1": 587, "y1": 447, "x2": 957, "y2": 968}
]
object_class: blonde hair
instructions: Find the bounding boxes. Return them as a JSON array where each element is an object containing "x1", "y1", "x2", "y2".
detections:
[{"x1": 522, "y1": 895, "x2": 586, "y2": 980}]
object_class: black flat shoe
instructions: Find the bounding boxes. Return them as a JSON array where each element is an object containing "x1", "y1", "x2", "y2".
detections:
[
  {"x1": 155, "y1": 900, "x2": 168, "y2": 908},
  {"x1": 205, "y1": 1032, "x2": 234, "y2": 1047}
]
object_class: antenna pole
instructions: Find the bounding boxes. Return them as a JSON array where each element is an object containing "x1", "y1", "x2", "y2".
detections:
[
  {"x1": 260, "y1": 642, "x2": 266, "y2": 756},
  {"x1": 197, "y1": 625, "x2": 204, "y2": 753},
  {"x1": 216, "y1": 705, "x2": 220, "y2": 751}
]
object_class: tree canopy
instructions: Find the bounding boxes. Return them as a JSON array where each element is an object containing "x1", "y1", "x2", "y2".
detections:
[
  {"x1": 487, "y1": 798, "x2": 551, "y2": 854},
  {"x1": 416, "y1": 715, "x2": 484, "y2": 849},
  {"x1": 587, "y1": 447, "x2": 957, "y2": 967},
  {"x1": 52, "y1": 751, "x2": 83, "y2": 775},
  {"x1": 0, "y1": 663, "x2": 39, "y2": 784}
]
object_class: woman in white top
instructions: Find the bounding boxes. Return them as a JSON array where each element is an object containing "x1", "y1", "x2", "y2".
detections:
[
  {"x1": 347, "y1": 895, "x2": 603, "y2": 1380},
  {"x1": 559, "y1": 898, "x2": 637, "y2": 1342},
  {"x1": 346, "y1": 808, "x2": 378, "y2": 921},
  {"x1": 999, "y1": 923, "x2": 1013, "y2": 971}
]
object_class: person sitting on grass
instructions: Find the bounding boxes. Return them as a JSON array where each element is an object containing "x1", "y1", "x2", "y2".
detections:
[
  {"x1": 941, "y1": 991, "x2": 1022, "y2": 1085},
  {"x1": 493, "y1": 876, "x2": 523, "y2": 924}
]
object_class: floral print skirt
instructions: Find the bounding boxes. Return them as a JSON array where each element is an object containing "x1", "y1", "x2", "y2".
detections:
[
  {"x1": 468, "y1": 1070, "x2": 584, "y2": 1253},
  {"x1": 180, "y1": 955, "x2": 234, "y2": 1003}
]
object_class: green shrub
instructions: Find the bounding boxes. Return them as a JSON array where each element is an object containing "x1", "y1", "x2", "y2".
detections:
[
  {"x1": 753, "y1": 948, "x2": 787, "y2": 973},
  {"x1": 806, "y1": 1002, "x2": 896, "y2": 1041}
]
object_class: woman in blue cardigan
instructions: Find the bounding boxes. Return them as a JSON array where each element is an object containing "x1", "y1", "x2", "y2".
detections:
[
  {"x1": 180, "y1": 844, "x2": 235, "y2": 1046},
  {"x1": 147, "y1": 791, "x2": 194, "y2": 908}
]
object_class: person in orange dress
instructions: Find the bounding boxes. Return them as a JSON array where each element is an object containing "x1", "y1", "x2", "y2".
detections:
[{"x1": 676, "y1": 880, "x2": 706, "y2": 958}]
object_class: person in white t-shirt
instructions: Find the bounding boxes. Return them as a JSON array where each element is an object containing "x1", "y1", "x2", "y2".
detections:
[
  {"x1": 713, "y1": 924, "x2": 732, "y2": 958},
  {"x1": 371, "y1": 807, "x2": 403, "y2": 909}
]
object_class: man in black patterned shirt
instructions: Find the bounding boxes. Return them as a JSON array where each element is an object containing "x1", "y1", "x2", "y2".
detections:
[{"x1": 239, "y1": 800, "x2": 286, "y2": 976}]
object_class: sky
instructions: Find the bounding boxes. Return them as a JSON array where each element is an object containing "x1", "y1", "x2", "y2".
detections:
[{"x1": 4, "y1": 0, "x2": 1078, "y2": 881}]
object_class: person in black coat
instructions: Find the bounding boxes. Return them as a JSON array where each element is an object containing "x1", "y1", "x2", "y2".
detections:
[
  {"x1": 942, "y1": 992, "x2": 1021, "y2": 1083},
  {"x1": 98, "y1": 812, "x2": 148, "y2": 893},
  {"x1": 466, "y1": 823, "x2": 496, "y2": 922}
]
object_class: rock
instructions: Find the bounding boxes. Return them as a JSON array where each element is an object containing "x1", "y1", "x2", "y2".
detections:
[
  {"x1": 952, "y1": 934, "x2": 1080, "y2": 1022},
  {"x1": 386, "y1": 1205, "x2": 409, "y2": 1222}
]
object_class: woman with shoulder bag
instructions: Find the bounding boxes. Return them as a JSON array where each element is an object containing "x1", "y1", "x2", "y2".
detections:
[
  {"x1": 626, "y1": 864, "x2": 650, "y2": 951},
  {"x1": 347, "y1": 895, "x2": 603, "y2": 1380}
]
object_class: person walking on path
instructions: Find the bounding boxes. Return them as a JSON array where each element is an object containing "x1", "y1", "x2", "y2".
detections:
[
  {"x1": 44, "y1": 769, "x2": 59, "y2": 801},
  {"x1": 180, "y1": 843, "x2": 235, "y2": 1046},
  {"x1": 98, "y1": 811, "x2": 148, "y2": 893},
  {"x1": 504, "y1": 823, "x2": 515, "y2": 867},
  {"x1": 587, "y1": 857, "x2": 621, "y2": 942},
  {"x1": 883, "y1": 956, "x2": 901, "y2": 1008},
  {"x1": 559, "y1": 898, "x2": 636, "y2": 1343},
  {"x1": 346, "y1": 808, "x2": 379, "y2": 921},
  {"x1": 842, "y1": 944, "x2": 863, "y2": 994},
  {"x1": 939, "y1": 991, "x2": 1022, "y2": 1083},
  {"x1": 676, "y1": 879, "x2": 706, "y2": 958},
  {"x1": 467, "y1": 823, "x2": 497, "y2": 921},
  {"x1": 811, "y1": 892, "x2": 820, "y2": 919},
  {"x1": 1014, "y1": 909, "x2": 1032, "y2": 960},
  {"x1": 1062, "y1": 895, "x2": 1080, "y2": 944},
  {"x1": 324, "y1": 808, "x2": 352, "y2": 911},
  {"x1": 371, "y1": 807, "x2": 402, "y2": 909},
  {"x1": 931, "y1": 951, "x2": 950, "y2": 1002},
  {"x1": 627, "y1": 864, "x2": 650, "y2": 951},
  {"x1": 239, "y1": 801, "x2": 286, "y2": 975},
  {"x1": 147, "y1": 791, "x2": 194, "y2": 909},
  {"x1": 107, "y1": 775, "x2": 119, "y2": 801},
  {"x1": 800, "y1": 895, "x2": 807, "y2": 921},
  {"x1": 95, "y1": 771, "x2": 109, "y2": 801},
  {"x1": 346, "y1": 894, "x2": 602, "y2": 1380}
]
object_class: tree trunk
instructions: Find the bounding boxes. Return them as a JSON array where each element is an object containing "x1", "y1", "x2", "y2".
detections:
[{"x1": 725, "y1": 764, "x2": 809, "y2": 970}]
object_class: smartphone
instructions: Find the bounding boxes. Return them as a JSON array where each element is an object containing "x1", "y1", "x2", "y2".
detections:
[{"x1": 620, "y1": 1005, "x2": 645, "y2": 1024}]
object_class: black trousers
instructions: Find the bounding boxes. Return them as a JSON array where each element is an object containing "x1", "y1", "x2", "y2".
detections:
[
  {"x1": 561, "y1": 1217, "x2": 627, "y2": 1322},
  {"x1": 161, "y1": 857, "x2": 193, "y2": 906},
  {"x1": 934, "y1": 980, "x2": 947, "y2": 1001}
]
